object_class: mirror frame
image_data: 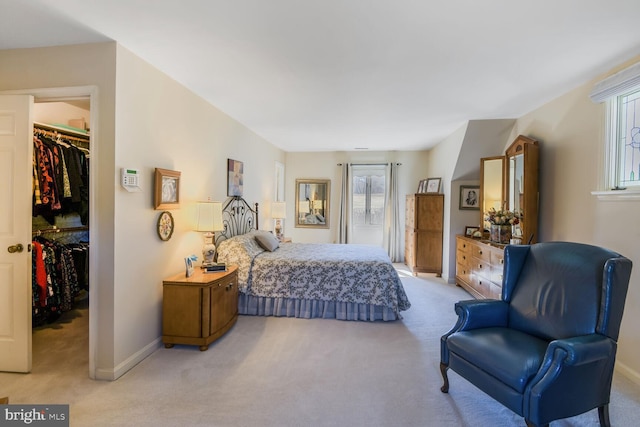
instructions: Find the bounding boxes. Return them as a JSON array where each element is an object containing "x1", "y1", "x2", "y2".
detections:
[
  {"x1": 295, "y1": 179, "x2": 330, "y2": 228},
  {"x1": 479, "y1": 155, "x2": 506, "y2": 232},
  {"x1": 505, "y1": 135, "x2": 539, "y2": 244}
]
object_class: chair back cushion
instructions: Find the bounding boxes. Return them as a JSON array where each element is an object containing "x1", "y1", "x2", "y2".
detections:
[{"x1": 506, "y1": 242, "x2": 630, "y2": 341}]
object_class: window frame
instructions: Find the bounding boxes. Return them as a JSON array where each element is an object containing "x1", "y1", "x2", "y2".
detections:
[{"x1": 590, "y1": 62, "x2": 640, "y2": 200}]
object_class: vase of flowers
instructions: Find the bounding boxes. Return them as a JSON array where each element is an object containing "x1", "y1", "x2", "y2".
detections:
[{"x1": 485, "y1": 208, "x2": 521, "y2": 244}]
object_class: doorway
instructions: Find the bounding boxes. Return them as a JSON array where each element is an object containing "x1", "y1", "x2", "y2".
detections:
[
  {"x1": 0, "y1": 86, "x2": 98, "y2": 378},
  {"x1": 32, "y1": 99, "x2": 91, "y2": 376},
  {"x1": 351, "y1": 165, "x2": 386, "y2": 246}
]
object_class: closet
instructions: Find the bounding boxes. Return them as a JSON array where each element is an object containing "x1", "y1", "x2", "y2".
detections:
[{"x1": 31, "y1": 101, "x2": 90, "y2": 354}]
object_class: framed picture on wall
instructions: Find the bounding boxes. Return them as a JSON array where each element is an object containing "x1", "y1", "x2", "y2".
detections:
[
  {"x1": 459, "y1": 185, "x2": 480, "y2": 210},
  {"x1": 227, "y1": 159, "x2": 244, "y2": 197},
  {"x1": 154, "y1": 168, "x2": 181, "y2": 210}
]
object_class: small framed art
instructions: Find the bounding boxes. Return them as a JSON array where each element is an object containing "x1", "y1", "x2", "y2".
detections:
[
  {"x1": 425, "y1": 177, "x2": 441, "y2": 193},
  {"x1": 154, "y1": 168, "x2": 181, "y2": 210},
  {"x1": 227, "y1": 159, "x2": 244, "y2": 197},
  {"x1": 157, "y1": 211, "x2": 175, "y2": 241},
  {"x1": 464, "y1": 226, "x2": 479, "y2": 237},
  {"x1": 459, "y1": 185, "x2": 480, "y2": 210},
  {"x1": 417, "y1": 179, "x2": 427, "y2": 193}
]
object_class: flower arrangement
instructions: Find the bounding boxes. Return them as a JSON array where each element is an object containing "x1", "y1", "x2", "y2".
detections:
[{"x1": 484, "y1": 208, "x2": 521, "y2": 226}]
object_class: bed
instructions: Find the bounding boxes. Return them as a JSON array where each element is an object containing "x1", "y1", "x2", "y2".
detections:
[{"x1": 215, "y1": 197, "x2": 411, "y2": 321}]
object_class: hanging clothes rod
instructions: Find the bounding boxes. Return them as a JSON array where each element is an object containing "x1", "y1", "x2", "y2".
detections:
[
  {"x1": 34, "y1": 121, "x2": 89, "y2": 139},
  {"x1": 32, "y1": 226, "x2": 89, "y2": 236}
]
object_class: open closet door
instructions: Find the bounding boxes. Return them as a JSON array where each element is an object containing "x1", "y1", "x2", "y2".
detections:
[{"x1": 0, "y1": 95, "x2": 34, "y2": 373}]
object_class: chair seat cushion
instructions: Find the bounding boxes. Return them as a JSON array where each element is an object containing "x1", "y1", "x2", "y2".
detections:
[{"x1": 447, "y1": 327, "x2": 549, "y2": 393}]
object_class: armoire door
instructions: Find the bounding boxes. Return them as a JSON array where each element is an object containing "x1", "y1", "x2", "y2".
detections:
[{"x1": 0, "y1": 95, "x2": 34, "y2": 373}]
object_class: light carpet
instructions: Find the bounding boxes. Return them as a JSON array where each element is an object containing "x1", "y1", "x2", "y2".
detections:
[{"x1": 1, "y1": 264, "x2": 639, "y2": 426}]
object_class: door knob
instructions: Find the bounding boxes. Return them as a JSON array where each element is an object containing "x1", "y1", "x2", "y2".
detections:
[{"x1": 7, "y1": 243, "x2": 24, "y2": 253}]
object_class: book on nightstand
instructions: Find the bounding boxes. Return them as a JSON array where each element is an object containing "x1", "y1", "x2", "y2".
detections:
[{"x1": 202, "y1": 263, "x2": 227, "y2": 273}]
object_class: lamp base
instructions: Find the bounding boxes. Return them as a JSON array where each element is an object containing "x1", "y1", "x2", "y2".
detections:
[{"x1": 201, "y1": 232, "x2": 216, "y2": 267}]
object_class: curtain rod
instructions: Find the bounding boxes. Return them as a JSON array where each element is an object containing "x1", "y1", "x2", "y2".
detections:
[{"x1": 336, "y1": 162, "x2": 402, "y2": 166}]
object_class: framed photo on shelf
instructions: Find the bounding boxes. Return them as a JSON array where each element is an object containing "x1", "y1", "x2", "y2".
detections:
[
  {"x1": 154, "y1": 168, "x2": 181, "y2": 210},
  {"x1": 417, "y1": 179, "x2": 427, "y2": 193},
  {"x1": 425, "y1": 177, "x2": 442, "y2": 193},
  {"x1": 459, "y1": 185, "x2": 480, "y2": 210},
  {"x1": 465, "y1": 226, "x2": 479, "y2": 237}
]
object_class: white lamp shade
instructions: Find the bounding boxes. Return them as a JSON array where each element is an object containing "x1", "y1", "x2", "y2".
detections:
[
  {"x1": 195, "y1": 201, "x2": 224, "y2": 232},
  {"x1": 272, "y1": 202, "x2": 287, "y2": 219},
  {"x1": 298, "y1": 200, "x2": 310, "y2": 214}
]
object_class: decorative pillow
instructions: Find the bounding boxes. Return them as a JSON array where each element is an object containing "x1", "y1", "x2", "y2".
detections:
[{"x1": 255, "y1": 231, "x2": 280, "y2": 252}]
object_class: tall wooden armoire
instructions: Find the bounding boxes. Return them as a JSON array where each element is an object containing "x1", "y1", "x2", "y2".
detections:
[{"x1": 405, "y1": 193, "x2": 444, "y2": 276}]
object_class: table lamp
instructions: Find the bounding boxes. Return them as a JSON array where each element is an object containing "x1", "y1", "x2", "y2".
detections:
[
  {"x1": 195, "y1": 201, "x2": 224, "y2": 267},
  {"x1": 272, "y1": 201, "x2": 286, "y2": 241}
]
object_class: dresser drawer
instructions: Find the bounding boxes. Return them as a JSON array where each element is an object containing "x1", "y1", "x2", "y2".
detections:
[
  {"x1": 471, "y1": 244, "x2": 491, "y2": 262},
  {"x1": 471, "y1": 256, "x2": 491, "y2": 280},
  {"x1": 457, "y1": 237, "x2": 472, "y2": 254}
]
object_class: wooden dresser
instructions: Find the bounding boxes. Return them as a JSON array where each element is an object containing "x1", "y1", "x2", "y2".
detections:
[
  {"x1": 455, "y1": 235, "x2": 504, "y2": 299},
  {"x1": 405, "y1": 194, "x2": 444, "y2": 276},
  {"x1": 162, "y1": 265, "x2": 238, "y2": 351}
]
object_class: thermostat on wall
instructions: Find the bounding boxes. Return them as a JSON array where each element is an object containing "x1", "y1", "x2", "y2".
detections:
[{"x1": 121, "y1": 168, "x2": 142, "y2": 192}]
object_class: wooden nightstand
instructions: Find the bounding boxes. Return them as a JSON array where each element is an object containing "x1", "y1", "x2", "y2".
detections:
[{"x1": 162, "y1": 265, "x2": 238, "y2": 351}]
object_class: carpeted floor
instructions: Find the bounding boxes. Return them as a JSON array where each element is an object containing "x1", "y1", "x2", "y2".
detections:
[{"x1": 1, "y1": 264, "x2": 639, "y2": 426}]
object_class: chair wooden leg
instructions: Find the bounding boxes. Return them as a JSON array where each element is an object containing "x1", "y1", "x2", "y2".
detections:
[
  {"x1": 440, "y1": 362, "x2": 449, "y2": 393},
  {"x1": 598, "y1": 405, "x2": 611, "y2": 427}
]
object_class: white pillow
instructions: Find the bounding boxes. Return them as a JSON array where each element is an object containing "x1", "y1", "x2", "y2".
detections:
[{"x1": 255, "y1": 232, "x2": 280, "y2": 252}]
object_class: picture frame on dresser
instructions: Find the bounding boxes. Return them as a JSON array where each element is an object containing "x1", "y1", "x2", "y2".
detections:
[
  {"x1": 425, "y1": 177, "x2": 441, "y2": 193},
  {"x1": 464, "y1": 226, "x2": 479, "y2": 237}
]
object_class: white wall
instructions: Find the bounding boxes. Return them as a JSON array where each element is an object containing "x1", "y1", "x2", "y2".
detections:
[
  {"x1": 110, "y1": 45, "x2": 285, "y2": 376},
  {"x1": 284, "y1": 150, "x2": 429, "y2": 247},
  {"x1": 426, "y1": 124, "x2": 467, "y2": 283},
  {"x1": 0, "y1": 42, "x2": 118, "y2": 377},
  {"x1": 0, "y1": 42, "x2": 286, "y2": 379},
  {"x1": 506, "y1": 55, "x2": 640, "y2": 381}
]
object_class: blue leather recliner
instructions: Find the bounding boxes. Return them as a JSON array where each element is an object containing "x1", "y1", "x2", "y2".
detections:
[{"x1": 440, "y1": 242, "x2": 632, "y2": 427}]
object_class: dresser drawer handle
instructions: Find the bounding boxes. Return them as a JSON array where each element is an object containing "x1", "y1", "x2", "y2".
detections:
[
  {"x1": 478, "y1": 250, "x2": 483, "y2": 255},
  {"x1": 500, "y1": 259, "x2": 504, "y2": 265},
  {"x1": 478, "y1": 264, "x2": 483, "y2": 269}
]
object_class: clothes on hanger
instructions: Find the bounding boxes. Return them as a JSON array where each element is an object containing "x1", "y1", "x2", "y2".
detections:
[
  {"x1": 33, "y1": 133, "x2": 89, "y2": 224},
  {"x1": 31, "y1": 236, "x2": 88, "y2": 327}
]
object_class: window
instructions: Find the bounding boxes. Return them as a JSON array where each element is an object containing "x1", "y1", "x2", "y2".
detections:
[
  {"x1": 590, "y1": 62, "x2": 640, "y2": 193},
  {"x1": 615, "y1": 88, "x2": 640, "y2": 188},
  {"x1": 352, "y1": 168, "x2": 386, "y2": 226}
]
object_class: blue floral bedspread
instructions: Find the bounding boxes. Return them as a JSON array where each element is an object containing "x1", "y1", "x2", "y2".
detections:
[{"x1": 216, "y1": 231, "x2": 411, "y2": 313}]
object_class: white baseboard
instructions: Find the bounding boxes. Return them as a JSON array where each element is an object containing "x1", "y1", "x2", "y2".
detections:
[
  {"x1": 94, "y1": 338, "x2": 162, "y2": 381},
  {"x1": 615, "y1": 360, "x2": 640, "y2": 386}
]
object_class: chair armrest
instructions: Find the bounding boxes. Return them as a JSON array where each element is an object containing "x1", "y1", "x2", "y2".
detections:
[
  {"x1": 441, "y1": 299, "x2": 509, "y2": 365},
  {"x1": 524, "y1": 334, "x2": 616, "y2": 422},
  {"x1": 546, "y1": 335, "x2": 614, "y2": 366},
  {"x1": 454, "y1": 299, "x2": 509, "y2": 331}
]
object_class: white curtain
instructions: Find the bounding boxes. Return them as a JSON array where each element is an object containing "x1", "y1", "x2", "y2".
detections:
[
  {"x1": 384, "y1": 163, "x2": 402, "y2": 261},
  {"x1": 338, "y1": 163, "x2": 351, "y2": 244}
]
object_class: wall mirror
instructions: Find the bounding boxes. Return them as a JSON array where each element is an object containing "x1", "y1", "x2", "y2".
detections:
[
  {"x1": 295, "y1": 179, "x2": 330, "y2": 228},
  {"x1": 505, "y1": 135, "x2": 539, "y2": 244},
  {"x1": 479, "y1": 156, "x2": 505, "y2": 231}
]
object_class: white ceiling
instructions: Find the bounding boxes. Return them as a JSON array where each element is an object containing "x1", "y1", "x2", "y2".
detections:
[{"x1": 2, "y1": 0, "x2": 640, "y2": 152}]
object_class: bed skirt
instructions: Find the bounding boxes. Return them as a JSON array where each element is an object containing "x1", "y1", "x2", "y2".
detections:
[{"x1": 238, "y1": 293, "x2": 401, "y2": 321}]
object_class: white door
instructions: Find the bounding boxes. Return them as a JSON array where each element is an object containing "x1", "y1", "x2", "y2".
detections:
[{"x1": 0, "y1": 95, "x2": 33, "y2": 373}]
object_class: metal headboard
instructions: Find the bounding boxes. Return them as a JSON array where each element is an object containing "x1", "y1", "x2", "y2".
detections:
[{"x1": 214, "y1": 196, "x2": 259, "y2": 246}]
